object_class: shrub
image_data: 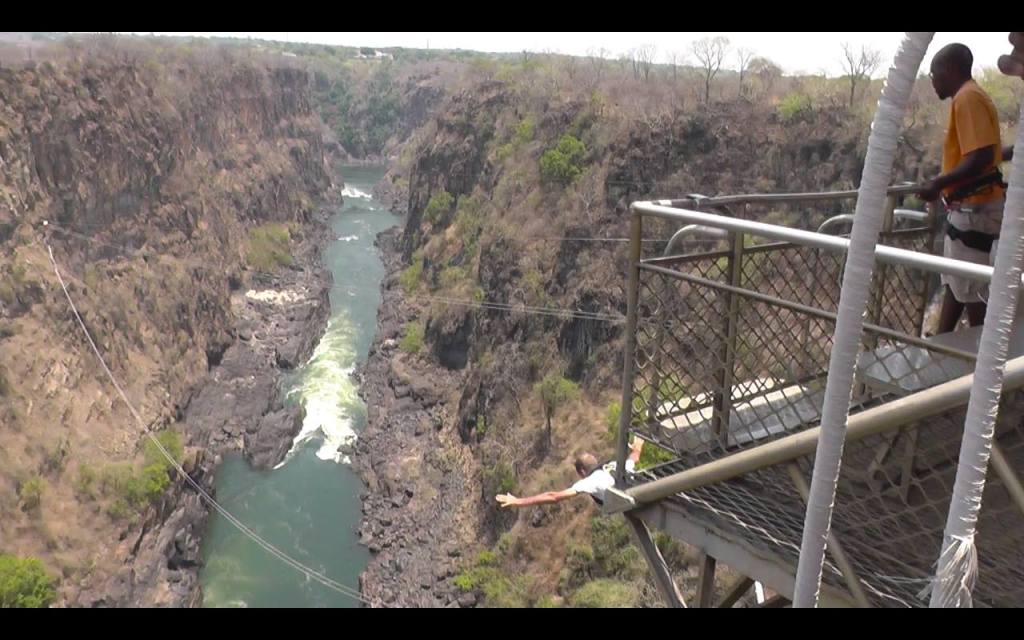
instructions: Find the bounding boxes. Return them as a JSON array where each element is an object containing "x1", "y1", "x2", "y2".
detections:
[
  {"x1": 539, "y1": 135, "x2": 587, "y2": 186},
  {"x1": 570, "y1": 579, "x2": 639, "y2": 608},
  {"x1": 483, "y1": 462, "x2": 516, "y2": 496},
  {"x1": 423, "y1": 190, "x2": 454, "y2": 225},
  {"x1": 246, "y1": 224, "x2": 292, "y2": 271},
  {"x1": 400, "y1": 322, "x2": 425, "y2": 354},
  {"x1": 399, "y1": 254, "x2": 424, "y2": 293},
  {"x1": 17, "y1": 476, "x2": 44, "y2": 512},
  {"x1": 0, "y1": 555, "x2": 56, "y2": 608},
  {"x1": 778, "y1": 92, "x2": 812, "y2": 122}
]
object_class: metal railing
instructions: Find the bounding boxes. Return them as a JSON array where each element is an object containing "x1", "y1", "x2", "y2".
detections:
[
  {"x1": 613, "y1": 187, "x2": 1024, "y2": 607},
  {"x1": 618, "y1": 195, "x2": 974, "y2": 467}
]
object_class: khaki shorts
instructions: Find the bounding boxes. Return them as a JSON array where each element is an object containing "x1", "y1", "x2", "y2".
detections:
[{"x1": 941, "y1": 198, "x2": 1005, "y2": 304}]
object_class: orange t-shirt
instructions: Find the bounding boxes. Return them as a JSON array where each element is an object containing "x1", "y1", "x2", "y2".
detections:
[{"x1": 942, "y1": 80, "x2": 1005, "y2": 206}]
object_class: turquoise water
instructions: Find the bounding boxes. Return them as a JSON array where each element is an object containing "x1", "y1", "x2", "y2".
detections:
[{"x1": 200, "y1": 166, "x2": 394, "y2": 607}]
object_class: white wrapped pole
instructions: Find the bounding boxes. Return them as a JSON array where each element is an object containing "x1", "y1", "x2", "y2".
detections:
[
  {"x1": 929, "y1": 94, "x2": 1024, "y2": 608},
  {"x1": 793, "y1": 32, "x2": 934, "y2": 608}
]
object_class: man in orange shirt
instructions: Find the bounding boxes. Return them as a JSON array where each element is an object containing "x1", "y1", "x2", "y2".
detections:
[{"x1": 918, "y1": 43, "x2": 1014, "y2": 333}]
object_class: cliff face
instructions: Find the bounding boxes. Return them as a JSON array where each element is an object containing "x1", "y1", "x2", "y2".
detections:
[
  {"x1": 356, "y1": 69, "x2": 938, "y2": 607},
  {"x1": 0, "y1": 51, "x2": 332, "y2": 606}
]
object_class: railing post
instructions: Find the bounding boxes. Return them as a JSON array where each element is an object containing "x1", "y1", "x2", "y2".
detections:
[
  {"x1": 617, "y1": 209, "x2": 643, "y2": 482},
  {"x1": 917, "y1": 201, "x2": 943, "y2": 336},
  {"x1": 711, "y1": 231, "x2": 744, "y2": 448},
  {"x1": 867, "y1": 194, "x2": 898, "y2": 337}
]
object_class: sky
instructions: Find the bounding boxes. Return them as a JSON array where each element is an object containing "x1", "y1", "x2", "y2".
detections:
[{"x1": 134, "y1": 32, "x2": 1013, "y2": 77}]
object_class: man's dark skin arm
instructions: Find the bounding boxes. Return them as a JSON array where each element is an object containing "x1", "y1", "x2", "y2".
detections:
[{"x1": 918, "y1": 145, "x2": 997, "y2": 202}]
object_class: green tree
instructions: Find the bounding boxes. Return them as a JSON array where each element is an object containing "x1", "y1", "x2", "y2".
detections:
[
  {"x1": 0, "y1": 555, "x2": 56, "y2": 608},
  {"x1": 535, "y1": 375, "x2": 579, "y2": 449},
  {"x1": 539, "y1": 135, "x2": 587, "y2": 186},
  {"x1": 423, "y1": 190, "x2": 454, "y2": 225}
]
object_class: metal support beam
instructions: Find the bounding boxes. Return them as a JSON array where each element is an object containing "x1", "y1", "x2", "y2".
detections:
[
  {"x1": 760, "y1": 594, "x2": 790, "y2": 608},
  {"x1": 898, "y1": 427, "x2": 919, "y2": 502},
  {"x1": 695, "y1": 552, "x2": 718, "y2": 608},
  {"x1": 991, "y1": 443, "x2": 1024, "y2": 518},
  {"x1": 786, "y1": 464, "x2": 871, "y2": 608},
  {"x1": 865, "y1": 431, "x2": 899, "y2": 494},
  {"x1": 711, "y1": 232, "x2": 744, "y2": 447},
  {"x1": 616, "y1": 212, "x2": 643, "y2": 481},
  {"x1": 718, "y1": 576, "x2": 755, "y2": 608},
  {"x1": 602, "y1": 487, "x2": 636, "y2": 514},
  {"x1": 625, "y1": 514, "x2": 687, "y2": 608},
  {"x1": 634, "y1": 503, "x2": 857, "y2": 608}
]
